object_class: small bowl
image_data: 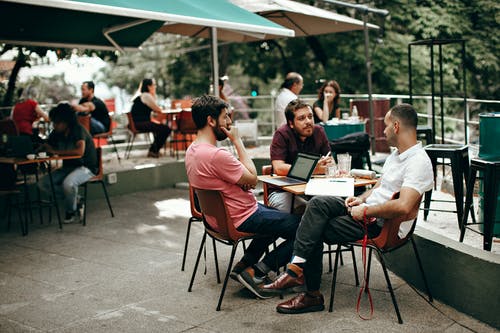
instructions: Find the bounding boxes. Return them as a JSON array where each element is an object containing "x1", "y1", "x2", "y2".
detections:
[{"x1": 26, "y1": 154, "x2": 36, "y2": 160}]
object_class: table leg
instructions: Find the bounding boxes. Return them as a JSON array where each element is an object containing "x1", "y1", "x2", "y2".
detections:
[{"x1": 451, "y1": 155, "x2": 464, "y2": 229}]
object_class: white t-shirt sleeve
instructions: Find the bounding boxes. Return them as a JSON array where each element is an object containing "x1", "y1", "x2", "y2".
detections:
[{"x1": 402, "y1": 152, "x2": 434, "y2": 194}]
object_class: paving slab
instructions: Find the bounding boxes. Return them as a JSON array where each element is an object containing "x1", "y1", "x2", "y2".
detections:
[{"x1": 0, "y1": 187, "x2": 497, "y2": 332}]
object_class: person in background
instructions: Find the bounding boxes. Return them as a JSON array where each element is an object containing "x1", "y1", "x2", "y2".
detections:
[
  {"x1": 11, "y1": 86, "x2": 49, "y2": 143},
  {"x1": 274, "y1": 72, "x2": 303, "y2": 128},
  {"x1": 312, "y1": 80, "x2": 341, "y2": 123},
  {"x1": 130, "y1": 78, "x2": 171, "y2": 158},
  {"x1": 38, "y1": 103, "x2": 98, "y2": 223},
  {"x1": 72, "y1": 81, "x2": 111, "y2": 135},
  {"x1": 186, "y1": 94, "x2": 300, "y2": 300},
  {"x1": 269, "y1": 99, "x2": 332, "y2": 213},
  {"x1": 263, "y1": 104, "x2": 433, "y2": 314}
]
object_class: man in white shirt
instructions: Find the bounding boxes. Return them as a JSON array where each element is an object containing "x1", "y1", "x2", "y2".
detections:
[
  {"x1": 262, "y1": 103, "x2": 434, "y2": 314},
  {"x1": 274, "y1": 72, "x2": 303, "y2": 128}
]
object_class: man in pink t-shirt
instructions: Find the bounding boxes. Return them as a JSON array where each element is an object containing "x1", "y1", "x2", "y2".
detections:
[{"x1": 186, "y1": 95, "x2": 300, "y2": 300}]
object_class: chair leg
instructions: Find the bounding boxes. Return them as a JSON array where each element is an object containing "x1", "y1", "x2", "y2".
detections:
[
  {"x1": 423, "y1": 189, "x2": 432, "y2": 221},
  {"x1": 83, "y1": 184, "x2": 88, "y2": 226},
  {"x1": 125, "y1": 134, "x2": 136, "y2": 159},
  {"x1": 109, "y1": 134, "x2": 121, "y2": 163},
  {"x1": 216, "y1": 242, "x2": 239, "y2": 311},
  {"x1": 328, "y1": 244, "x2": 333, "y2": 273},
  {"x1": 188, "y1": 232, "x2": 207, "y2": 292},
  {"x1": 329, "y1": 246, "x2": 342, "y2": 312},
  {"x1": 460, "y1": 169, "x2": 476, "y2": 242},
  {"x1": 213, "y1": 238, "x2": 221, "y2": 284},
  {"x1": 100, "y1": 181, "x2": 114, "y2": 217},
  {"x1": 377, "y1": 251, "x2": 403, "y2": 324},
  {"x1": 181, "y1": 217, "x2": 196, "y2": 271},
  {"x1": 410, "y1": 238, "x2": 433, "y2": 302},
  {"x1": 350, "y1": 245, "x2": 360, "y2": 286}
]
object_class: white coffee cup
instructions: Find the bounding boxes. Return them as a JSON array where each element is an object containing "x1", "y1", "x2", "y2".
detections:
[
  {"x1": 26, "y1": 154, "x2": 36, "y2": 160},
  {"x1": 37, "y1": 152, "x2": 47, "y2": 158}
]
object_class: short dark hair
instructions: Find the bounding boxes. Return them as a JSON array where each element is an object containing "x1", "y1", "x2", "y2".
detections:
[
  {"x1": 191, "y1": 95, "x2": 229, "y2": 129},
  {"x1": 140, "y1": 78, "x2": 154, "y2": 93},
  {"x1": 83, "y1": 81, "x2": 95, "y2": 91},
  {"x1": 285, "y1": 99, "x2": 312, "y2": 124},
  {"x1": 49, "y1": 103, "x2": 78, "y2": 128},
  {"x1": 389, "y1": 103, "x2": 418, "y2": 129},
  {"x1": 281, "y1": 72, "x2": 302, "y2": 89}
]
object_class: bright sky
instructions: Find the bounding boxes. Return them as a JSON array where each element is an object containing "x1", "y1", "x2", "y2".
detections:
[{"x1": 16, "y1": 50, "x2": 112, "y2": 98}]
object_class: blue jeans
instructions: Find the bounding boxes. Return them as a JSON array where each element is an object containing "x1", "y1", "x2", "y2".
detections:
[
  {"x1": 90, "y1": 117, "x2": 106, "y2": 135},
  {"x1": 236, "y1": 203, "x2": 300, "y2": 272},
  {"x1": 38, "y1": 166, "x2": 95, "y2": 213}
]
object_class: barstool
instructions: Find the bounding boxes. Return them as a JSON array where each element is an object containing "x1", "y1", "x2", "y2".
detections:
[
  {"x1": 423, "y1": 144, "x2": 469, "y2": 228},
  {"x1": 417, "y1": 125, "x2": 434, "y2": 145},
  {"x1": 460, "y1": 158, "x2": 500, "y2": 251}
]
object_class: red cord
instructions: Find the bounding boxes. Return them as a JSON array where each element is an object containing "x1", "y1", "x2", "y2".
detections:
[{"x1": 356, "y1": 206, "x2": 374, "y2": 320}]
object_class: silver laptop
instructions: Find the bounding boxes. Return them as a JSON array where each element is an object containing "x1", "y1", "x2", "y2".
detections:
[{"x1": 264, "y1": 152, "x2": 321, "y2": 187}]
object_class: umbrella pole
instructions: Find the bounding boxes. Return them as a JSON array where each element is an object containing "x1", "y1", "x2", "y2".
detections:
[
  {"x1": 210, "y1": 27, "x2": 220, "y2": 98},
  {"x1": 362, "y1": 14, "x2": 375, "y2": 155}
]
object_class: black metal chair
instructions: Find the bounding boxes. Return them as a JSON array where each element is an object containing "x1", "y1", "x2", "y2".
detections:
[
  {"x1": 423, "y1": 144, "x2": 470, "y2": 228},
  {"x1": 461, "y1": 158, "x2": 500, "y2": 251}
]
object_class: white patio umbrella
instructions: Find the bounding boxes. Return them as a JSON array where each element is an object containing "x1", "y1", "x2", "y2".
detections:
[{"x1": 159, "y1": 0, "x2": 377, "y2": 42}]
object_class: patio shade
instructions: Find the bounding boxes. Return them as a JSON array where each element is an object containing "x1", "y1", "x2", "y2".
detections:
[
  {"x1": 0, "y1": 0, "x2": 294, "y2": 51},
  {"x1": 159, "y1": 0, "x2": 378, "y2": 42}
]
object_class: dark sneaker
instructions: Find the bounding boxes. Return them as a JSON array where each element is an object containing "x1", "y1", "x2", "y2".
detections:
[
  {"x1": 63, "y1": 212, "x2": 78, "y2": 224},
  {"x1": 230, "y1": 261, "x2": 247, "y2": 282},
  {"x1": 276, "y1": 292, "x2": 325, "y2": 314},
  {"x1": 237, "y1": 267, "x2": 273, "y2": 299}
]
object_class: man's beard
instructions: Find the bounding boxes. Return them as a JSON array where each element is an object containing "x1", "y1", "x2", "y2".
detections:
[{"x1": 213, "y1": 124, "x2": 228, "y2": 141}]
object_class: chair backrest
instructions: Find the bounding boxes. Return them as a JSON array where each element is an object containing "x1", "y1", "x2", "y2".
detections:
[
  {"x1": 0, "y1": 118, "x2": 19, "y2": 136},
  {"x1": 194, "y1": 188, "x2": 254, "y2": 241},
  {"x1": 261, "y1": 165, "x2": 272, "y2": 206},
  {"x1": 126, "y1": 112, "x2": 137, "y2": 134},
  {"x1": 189, "y1": 185, "x2": 202, "y2": 219},
  {"x1": 92, "y1": 147, "x2": 104, "y2": 180},
  {"x1": 368, "y1": 192, "x2": 423, "y2": 250},
  {"x1": 178, "y1": 110, "x2": 197, "y2": 134}
]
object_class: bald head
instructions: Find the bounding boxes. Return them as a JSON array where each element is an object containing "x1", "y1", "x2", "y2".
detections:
[{"x1": 281, "y1": 72, "x2": 303, "y2": 95}]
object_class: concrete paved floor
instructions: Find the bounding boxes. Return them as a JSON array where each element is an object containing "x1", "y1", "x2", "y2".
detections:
[{"x1": 0, "y1": 188, "x2": 497, "y2": 332}]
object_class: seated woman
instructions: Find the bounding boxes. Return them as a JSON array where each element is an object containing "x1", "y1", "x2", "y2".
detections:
[
  {"x1": 312, "y1": 80, "x2": 341, "y2": 123},
  {"x1": 130, "y1": 78, "x2": 171, "y2": 158},
  {"x1": 11, "y1": 86, "x2": 49, "y2": 143}
]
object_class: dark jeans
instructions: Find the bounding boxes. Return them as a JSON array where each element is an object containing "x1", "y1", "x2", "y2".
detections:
[
  {"x1": 237, "y1": 203, "x2": 300, "y2": 272},
  {"x1": 90, "y1": 117, "x2": 106, "y2": 135},
  {"x1": 293, "y1": 196, "x2": 382, "y2": 291},
  {"x1": 135, "y1": 121, "x2": 171, "y2": 153}
]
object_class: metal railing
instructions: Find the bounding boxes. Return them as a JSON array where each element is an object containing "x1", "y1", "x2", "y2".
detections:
[{"x1": 228, "y1": 93, "x2": 500, "y2": 148}]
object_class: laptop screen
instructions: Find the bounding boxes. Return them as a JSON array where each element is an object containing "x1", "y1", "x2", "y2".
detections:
[{"x1": 288, "y1": 152, "x2": 320, "y2": 181}]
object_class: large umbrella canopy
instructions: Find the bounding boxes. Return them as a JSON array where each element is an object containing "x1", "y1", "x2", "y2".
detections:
[
  {"x1": 0, "y1": 0, "x2": 295, "y2": 51},
  {"x1": 159, "y1": 0, "x2": 378, "y2": 42}
]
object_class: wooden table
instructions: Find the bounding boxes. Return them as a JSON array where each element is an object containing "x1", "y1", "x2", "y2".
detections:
[
  {"x1": 258, "y1": 175, "x2": 377, "y2": 196},
  {"x1": 0, "y1": 155, "x2": 81, "y2": 234}
]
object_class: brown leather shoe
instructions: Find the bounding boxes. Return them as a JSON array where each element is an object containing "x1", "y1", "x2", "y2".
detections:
[
  {"x1": 262, "y1": 271, "x2": 304, "y2": 294},
  {"x1": 276, "y1": 292, "x2": 325, "y2": 314}
]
